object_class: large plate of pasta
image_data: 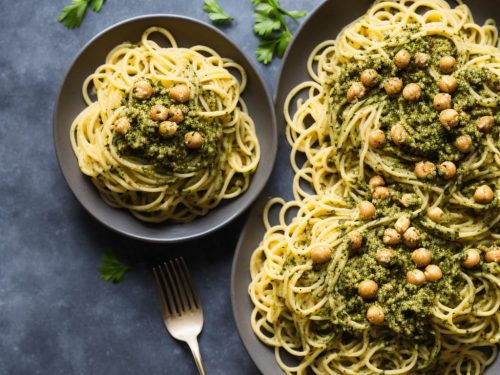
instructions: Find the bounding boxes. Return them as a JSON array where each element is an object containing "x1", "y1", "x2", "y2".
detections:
[
  {"x1": 54, "y1": 15, "x2": 276, "y2": 242},
  {"x1": 232, "y1": 0, "x2": 499, "y2": 374}
]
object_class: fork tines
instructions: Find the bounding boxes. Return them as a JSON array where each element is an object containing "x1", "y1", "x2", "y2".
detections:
[{"x1": 153, "y1": 257, "x2": 200, "y2": 317}]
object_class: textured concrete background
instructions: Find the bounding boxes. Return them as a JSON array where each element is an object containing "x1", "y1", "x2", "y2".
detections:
[{"x1": 0, "y1": 0, "x2": 321, "y2": 374}]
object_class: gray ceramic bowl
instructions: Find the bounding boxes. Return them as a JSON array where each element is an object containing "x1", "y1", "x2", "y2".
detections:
[
  {"x1": 53, "y1": 15, "x2": 277, "y2": 242},
  {"x1": 231, "y1": 0, "x2": 499, "y2": 374}
]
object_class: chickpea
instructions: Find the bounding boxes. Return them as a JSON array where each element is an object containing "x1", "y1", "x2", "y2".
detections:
[
  {"x1": 169, "y1": 106, "x2": 184, "y2": 123},
  {"x1": 358, "y1": 279, "x2": 378, "y2": 299},
  {"x1": 415, "y1": 52, "x2": 430, "y2": 68},
  {"x1": 384, "y1": 77, "x2": 403, "y2": 96},
  {"x1": 369, "y1": 175, "x2": 385, "y2": 189},
  {"x1": 455, "y1": 135, "x2": 472, "y2": 153},
  {"x1": 114, "y1": 117, "x2": 131, "y2": 135},
  {"x1": 438, "y1": 161, "x2": 457, "y2": 180},
  {"x1": 424, "y1": 264, "x2": 443, "y2": 282},
  {"x1": 438, "y1": 75, "x2": 458, "y2": 93},
  {"x1": 383, "y1": 228, "x2": 401, "y2": 246},
  {"x1": 462, "y1": 248, "x2": 481, "y2": 268},
  {"x1": 485, "y1": 249, "x2": 500, "y2": 263},
  {"x1": 394, "y1": 49, "x2": 411, "y2": 69},
  {"x1": 403, "y1": 227, "x2": 420, "y2": 248},
  {"x1": 375, "y1": 248, "x2": 395, "y2": 264},
  {"x1": 158, "y1": 121, "x2": 178, "y2": 138},
  {"x1": 184, "y1": 131, "x2": 204, "y2": 149},
  {"x1": 473, "y1": 185, "x2": 494, "y2": 204},
  {"x1": 132, "y1": 80, "x2": 153, "y2": 100},
  {"x1": 411, "y1": 248, "x2": 432, "y2": 267},
  {"x1": 477, "y1": 115, "x2": 495, "y2": 133},
  {"x1": 439, "y1": 55, "x2": 457, "y2": 74},
  {"x1": 359, "y1": 201, "x2": 376, "y2": 220},
  {"x1": 407, "y1": 269, "x2": 426, "y2": 286},
  {"x1": 311, "y1": 247, "x2": 331, "y2": 264},
  {"x1": 348, "y1": 231, "x2": 363, "y2": 251},
  {"x1": 400, "y1": 193, "x2": 414, "y2": 208},
  {"x1": 394, "y1": 216, "x2": 411, "y2": 234},
  {"x1": 373, "y1": 186, "x2": 390, "y2": 200},
  {"x1": 368, "y1": 130, "x2": 386, "y2": 148},
  {"x1": 433, "y1": 93, "x2": 452, "y2": 111},
  {"x1": 361, "y1": 69, "x2": 380, "y2": 87},
  {"x1": 347, "y1": 82, "x2": 366, "y2": 102},
  {"x1": 415, "y1": 161, "x2": 436, "y2": 180},
  {"x1": 403, "y1": 83, "x2": 421, "y2": 101},
  {"x1": 150, "y1": 104, "x2": 168, "y2": 121},
  {"x1": 367, "y1": 305, "x2": 385, "y2": 325},
  {"x1": 390, "y1": 124, "x2": 408, "y2": 145},
  {"x1": 427, "y1": 207, "x2": 444, "y2": 222},
  {"x1": 439, "y1": 109, "x2": 460, "y2": 129},
  {"x1": 169, "y1": 84, "x2": 190, "y2": 103}
]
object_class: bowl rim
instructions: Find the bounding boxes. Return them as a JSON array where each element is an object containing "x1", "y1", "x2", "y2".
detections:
[{"x1": 53, "y1": 14, "x2": 277, "y2": 243}]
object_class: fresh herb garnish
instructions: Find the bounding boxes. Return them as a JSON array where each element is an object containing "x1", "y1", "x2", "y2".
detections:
[
  {"x1": 58, "y1": 0, "x2": 106, "y2": 29},
  {"x1": 252, "y1": 0, "x2": 306, "y2": 64},
  {"x1": 203, "y1": 0, "x2": 233, "y2": 25},
  {"x1": 98, "y1": 249, "x2": 130, "y2": 284}
]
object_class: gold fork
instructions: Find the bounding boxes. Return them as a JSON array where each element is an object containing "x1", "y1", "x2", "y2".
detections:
[{"x1": 153, "y1": 258, "x2": 206, "y2": 375}]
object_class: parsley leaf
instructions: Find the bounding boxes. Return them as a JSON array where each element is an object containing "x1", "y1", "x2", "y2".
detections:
[
  {"x1": 98, "y1": 249, "x2": 130, "y2": 284},
  {"x1": 203, "y1": 0, "x2": 233, "y2": 25},
  {"x1": 58, "y1": 0, "x2": 106, "y2": 29},
  {"x1": 251, "y1": 0, "x2": 306, "y2": 64}
]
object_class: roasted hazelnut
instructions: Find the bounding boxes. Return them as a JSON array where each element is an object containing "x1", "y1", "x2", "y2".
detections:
[
  {"x1": 358, "y1": 279, "x2": 378, "y2": 299},
  {"x1": 383, "y1": 228, "x2": 401, "y2": 246},
  {"x1": 424, "y1": 264, "x2": 443, "y2": 282},
  {"x1": 114, "y1": 117, "x2": 131, "y2": 135},
  {"x1": 384, "y1": 77, "x2": 403, "y2": 96},
  {"x1": 150, "y1": 104, "x2": 168, "y2": 121},
  {"x1": 373, "y1": 186, "x2": 390, "y2": 200},
  {"x1": 439, "y1": 55, "x2": 457, "y2": 74},
  {"x1": 412, "y1": 248, "x2": 432, "y2": 267},
  {"x1": 427, "y1": 207, "x2": 444, "y2": 222},
  {"x1": 369, "y1": 175, "x2": 385, "y2": 189},
  {"x1": 438, "y1": 161, "x2": 457, "y2": 180},
  {"x1": 368, "y1": 130, "x2": 386, "y2": 148},
  {"x1": 169, "y1": 84, "x2": 190, "y2": 102},
  {"x1": 359, "y1": 201, "x2": 376, "y2": 219},
  {"x1": 455, "y1": 135, "x2": 472, "y2": 153},
  {"x1": 367, "y1": 305, "x2": 385, "y2": 325},
  {"x1": 462, "y1": 248, "x2": 481, "y2": 268},
  {"x1": 159, "y1": 121, "x2": 178, "y2": 138},
  {"x1": 394, "y1": 216, "x2": 410, "y2": 234},
  {"x1": 184, "y1": 131, "x2": 204, "y2": 149},
  {"x1": 390, "y1": 124, "x2": 408, "y2": 145},
  {"x1": 438, "y1": 75, "x2": 458, "y2": 93},
  {"x1": 477, "y1": 115, "x2": 495, "y2": 133},
  {"x1": 132, "y1": 80, "x2": 153, "y2": 100},
  {"x1": 473, "y1": 185, "x2": 494, "y2": 204},
  {"x1": 311, "y1": 247, "x2": 331, "y2": 263},
  {"x1": 347, "y1": 82, "x2": 366, "y2": 102},
  {"x1": 415, "y1": 161, "x2": 436, "y2": 180},
  {"x1": 407, "y1": 269, "x2": 426, "y2": 286},
  {"x1": 433, "y1": 93, "x2": 452, "y2": 111},
  {"x1": 403, "y1": 227, "x2": 420, "y2": 248},
  {"x1": 403, "y1": 83, "x2": 421, "y2": 101},
  {"x1": 394, "y1": 49, "x2": 411, "y2": 69},
  {"x1": 415, "y1": 52, "x2": 430, "y2": 68},
  {"x1": 439, "y1": 109, "x2": 460, "y2": 129},
  {"x1": 361, "y1": 69, "x2": 380, "y2": 87}
]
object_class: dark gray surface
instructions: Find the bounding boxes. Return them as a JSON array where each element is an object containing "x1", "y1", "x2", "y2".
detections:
[
  {"x1": 54, "y1": 15, "x2": 277, "y2": 242},
  {"x1": 0, "y1": 0, "x2": 320, "y2": 374}
]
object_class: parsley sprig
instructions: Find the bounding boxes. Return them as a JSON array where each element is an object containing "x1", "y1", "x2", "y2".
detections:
[
  {"x1": 252, "y1": 0, "x2": 306, "y2": 64},
  {"x1": 98, "y1": 249, "x2": 130, "y2": 284},
  {"x1": 58, "y1": 0, "x2": 106, "y2": 29},
  {"x1": 203, "y1": 0, "x2": 233, "y2": 25}
]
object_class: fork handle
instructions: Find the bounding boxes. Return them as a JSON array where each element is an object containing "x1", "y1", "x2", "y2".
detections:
[{"x1": 186, "y1": 337, "x2": 206, "y2": 375}]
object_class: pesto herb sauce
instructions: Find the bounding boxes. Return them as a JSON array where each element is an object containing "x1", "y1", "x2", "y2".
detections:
[{"x1": 114, "y1": 83, "x2": 222, "y2": 174}]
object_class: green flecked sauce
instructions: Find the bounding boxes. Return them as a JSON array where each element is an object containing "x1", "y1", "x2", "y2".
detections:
[
  {"x1": 330, "y1": 32, "x2": 499, "y2": 165},
  {"x1": 113, "y1": 82, "x2": 222, "y2": 174}
]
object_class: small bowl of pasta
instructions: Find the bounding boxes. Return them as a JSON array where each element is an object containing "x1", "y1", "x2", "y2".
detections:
[{"x1": 54, "y1": 15, "x2": 276, "y2": 242}]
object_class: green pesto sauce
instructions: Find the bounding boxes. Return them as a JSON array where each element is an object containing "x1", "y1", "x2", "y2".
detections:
[
  {"x1": 114, "y1": 82, "x2": 222, "y2": 174},
  {"x1": 331, "y1": 32, "x2": 499, "y2": 165}
]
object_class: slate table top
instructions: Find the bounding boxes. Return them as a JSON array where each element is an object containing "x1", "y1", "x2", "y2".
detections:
[{"x1": 0, "y1": 0, "x2": 321, "y2": 374}]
